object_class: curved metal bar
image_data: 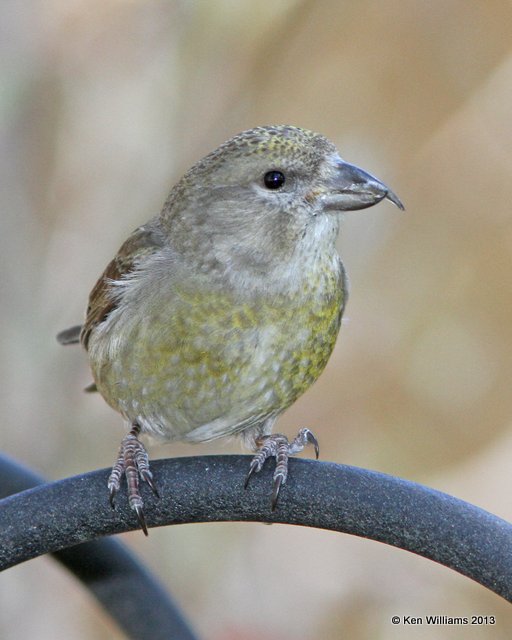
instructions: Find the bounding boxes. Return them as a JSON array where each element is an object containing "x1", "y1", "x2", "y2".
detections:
[{"x1": 1, "y1": 455, "x2": 510, "y2": 602}]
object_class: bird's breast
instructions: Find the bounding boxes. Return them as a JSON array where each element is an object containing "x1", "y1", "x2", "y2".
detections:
[{"x1": 88, "y1": 250, "x2": 345, "y2": 441}]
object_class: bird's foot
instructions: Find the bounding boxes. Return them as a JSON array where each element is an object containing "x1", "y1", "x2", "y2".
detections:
[
  {"x1": 244, "y1": 428, "x2": 319, "y2": 510},
  {"x1": 108, "y1": 423, "x2": 159, "y2": 535}
]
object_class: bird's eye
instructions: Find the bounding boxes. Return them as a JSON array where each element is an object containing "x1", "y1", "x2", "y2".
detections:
[{"x1": 263, "y1": 170, "x2": 286, "y2": 190}]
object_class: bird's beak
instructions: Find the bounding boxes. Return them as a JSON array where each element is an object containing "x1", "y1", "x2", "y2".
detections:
[{"x1": 323, "y1": 159, "x2": 404, "y2": 212}]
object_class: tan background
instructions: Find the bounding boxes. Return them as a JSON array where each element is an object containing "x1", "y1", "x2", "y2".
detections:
[{"x1": 1, "y1": 1, "x2": 512, "y2": 638}]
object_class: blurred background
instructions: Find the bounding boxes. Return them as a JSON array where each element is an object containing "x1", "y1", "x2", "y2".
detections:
[{"x1": 1, "y1": 1, "x2": 512, "y2": 638}]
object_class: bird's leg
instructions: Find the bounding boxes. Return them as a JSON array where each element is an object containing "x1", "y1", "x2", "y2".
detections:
[
  {"x1": 244, "y1": 428, "x2": 319, "y2": 510},
  {"x1": 108, "y1": 422, "x2": 159, "y2": 536}
]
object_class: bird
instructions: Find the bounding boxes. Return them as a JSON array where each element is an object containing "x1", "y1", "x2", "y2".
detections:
[{"x1": 57, "y1": 125, "x2": 403, "y2": 535}]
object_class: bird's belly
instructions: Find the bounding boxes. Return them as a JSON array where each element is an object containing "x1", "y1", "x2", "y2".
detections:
[{"x1": 91, "y1": 284, "x2": 344, "y2": 442}]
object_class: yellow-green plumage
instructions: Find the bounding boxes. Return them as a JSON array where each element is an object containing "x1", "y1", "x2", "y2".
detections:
[{"x1": 90, "y1": 232, "x2": 345, "y2": 444}]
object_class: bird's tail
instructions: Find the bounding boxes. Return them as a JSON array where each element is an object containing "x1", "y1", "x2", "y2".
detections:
[{"x1": 56, "y1": 325, "x2": 82, "y2": 345}]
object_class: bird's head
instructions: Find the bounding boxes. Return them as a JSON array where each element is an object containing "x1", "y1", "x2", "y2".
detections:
[{"x1": 164, "y1": 126, "x2": 403, "y2": 277}]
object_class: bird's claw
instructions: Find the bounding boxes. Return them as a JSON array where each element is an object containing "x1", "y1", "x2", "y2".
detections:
[
  {"x1": 134, "y1": 503, "x2": 148, "y2": 537},
  {"x1": 108, "y1": 483, "x2": 118, "y2": 509},
  {"x1": 140, "y1": 468, "x2": 160, "y2": 498},
  {"x1": 271, "y1": 474, "x2": 284, "y2": 511},
  {"x1": 304, "y1": 429, "x2": 320, "y2": 459},
  {"x1": 107, "y1": 423, "x2": 158, "y2": 535},
  {"x1": 244, "y1": 428, "x2": 320, "y2": 510},
  {"x1": 244, "y1": 458, "x2": 261, "y2": 489}
]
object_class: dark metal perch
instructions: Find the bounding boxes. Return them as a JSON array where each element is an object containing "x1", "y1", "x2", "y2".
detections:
[{"x1": 1, "y1": 454, "x2": 511, "y2": 640}]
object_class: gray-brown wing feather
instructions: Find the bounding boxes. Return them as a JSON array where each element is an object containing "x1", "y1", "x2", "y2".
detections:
[
  {"x1": 56, "y1": 223, "x2": 166, "y2": 350},
  {"x1": 81, "y1": 223, "x2": 166, "y2": 349}
]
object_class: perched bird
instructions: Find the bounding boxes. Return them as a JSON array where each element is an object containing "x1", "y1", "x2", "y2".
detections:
[{"x1": 58, "y1": 125, "x2": 403, "y2": 534}]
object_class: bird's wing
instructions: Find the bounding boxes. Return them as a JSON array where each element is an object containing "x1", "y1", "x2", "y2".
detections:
[{"x1": 80, "y1": 223, "x2": 166, "y2": 349}]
